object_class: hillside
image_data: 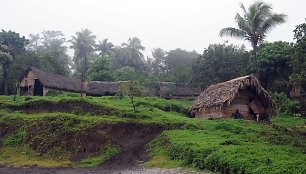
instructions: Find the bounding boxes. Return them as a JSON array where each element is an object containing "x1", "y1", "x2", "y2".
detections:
[{"x1": 0, "y1": 95, "x2": 305, "y2": 174}]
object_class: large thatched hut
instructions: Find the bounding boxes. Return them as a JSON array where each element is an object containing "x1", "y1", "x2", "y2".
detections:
[
  {"x1": 189, "y1": 75, "x2": 275, "y2": 120},
  {"x1": 19, "y1": 67, "x2": 83, "y2": 96}
]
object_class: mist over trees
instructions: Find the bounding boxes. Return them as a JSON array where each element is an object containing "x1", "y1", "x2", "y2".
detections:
[{"x1": 0, "y1": 14, "x2": 305, "y2": 97}]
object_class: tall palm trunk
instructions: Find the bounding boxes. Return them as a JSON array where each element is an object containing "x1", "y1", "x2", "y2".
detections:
[
  {"x1": 80, "y1": 80, "x2": 84, "y2": 97},
  {"x1": 80, "y1": 56, "x2": 88, "y2": 97},
  {"x1": 253, "y1": 45, "x2": 259, "y2": 78}
]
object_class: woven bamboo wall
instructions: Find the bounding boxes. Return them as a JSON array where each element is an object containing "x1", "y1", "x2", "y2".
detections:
[
  {"x1": 222, "y1": 90, "x2": 258, "y2": 119},
  {"x1": 195, "y1": 107, "x2": 224, "y2": 119}
]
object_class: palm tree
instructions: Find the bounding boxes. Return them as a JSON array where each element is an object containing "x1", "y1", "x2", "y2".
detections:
[
  {"x1": 96, "y1": 39, "x2": 115, "y2": 57},
  {"x1": 122, "y1": 37, "x2": 145, "y2": 69},
  {"x1": 220, "y1": 1, "x2": 286, "y2": 77},
  {"x1": 70, "y1": 29, "x2": 96, "y2": 96}
]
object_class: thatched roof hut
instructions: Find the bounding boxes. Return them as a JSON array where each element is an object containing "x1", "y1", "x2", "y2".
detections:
[
  {"x1": 159, "y1": 82, "x2": 202, "y2": 99},
  {"x1": 19, "y1": 67, "x2": 82, "y2": 96},
  {"x1": 189, "y1": 75, "x2": 275, "y2": 120},
  {"x1": 86, "y1": 81, "x2": 126, "y2": 96}
]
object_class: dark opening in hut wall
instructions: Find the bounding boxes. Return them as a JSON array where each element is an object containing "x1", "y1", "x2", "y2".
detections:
[{"x1": 19, "y1": 67, "x2": 83, "y2": 96}]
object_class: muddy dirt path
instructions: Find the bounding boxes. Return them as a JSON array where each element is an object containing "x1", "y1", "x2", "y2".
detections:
[
  {"x1": 0, "y1": 166, "x2": 212, "y2": 174},
  {"x1": 0, "y1": 129, "x2": 214, "y2": 174}
]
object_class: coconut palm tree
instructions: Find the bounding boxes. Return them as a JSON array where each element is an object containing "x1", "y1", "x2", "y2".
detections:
[
  {"x1": 220, "y1": 1, "x2": 286, "y2": 77},
  {"x1": 122, "y1": 37, "x2": 145, "y2": 69},
  {"x1": 96, "y1": 39, "x2": 115, "y2": 57},
  {"x1": 70, "y1": 29, "x2": 96, "y2": 96}
]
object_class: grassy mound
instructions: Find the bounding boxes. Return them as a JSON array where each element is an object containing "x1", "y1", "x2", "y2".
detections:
[{"x1": 147, "y1": 119, "x2": 306, "y2": 174}]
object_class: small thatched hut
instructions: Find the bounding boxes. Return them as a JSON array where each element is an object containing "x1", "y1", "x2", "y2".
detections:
[
  {"x1": 19, "y1": 67, "x2": 83, "y2": 96},
  {"x1": 189, "y1": 75, "x2": 275, "y2": 120},
  {"x1": 159, "y1": 82, "x2": 202, "y2": 99},
  {"x1": 86, "y1": 81, "x2": 127, "y2": 96}
]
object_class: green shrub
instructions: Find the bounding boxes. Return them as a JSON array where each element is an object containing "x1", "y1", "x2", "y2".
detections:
[{"x1": 272, "y1": 92, "x2": 300, "y2": 116}]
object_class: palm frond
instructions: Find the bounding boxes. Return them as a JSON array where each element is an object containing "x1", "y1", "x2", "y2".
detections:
[
  {"x1": 261, "y1": 13, "x2": 287, "y2": 33},
  {"x1": 235, "y1": 13, "x2": 252, "y2": 32},
  {"x1": 247, "y1": 1, "x2": 273, "y2": 35},
  {"x1": 219, "y1": 27, "x2": 247, "y2": 39},
  {"x1": 239, "y1": 3, "x2": 248, "y2": 19}
]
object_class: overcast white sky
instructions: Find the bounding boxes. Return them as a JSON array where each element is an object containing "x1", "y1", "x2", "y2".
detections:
[{"x1": 2, "y1": 0, "x2": 305, "y2": 56}]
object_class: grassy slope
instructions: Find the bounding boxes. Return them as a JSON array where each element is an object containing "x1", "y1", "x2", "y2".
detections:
[
  {"x1": 0, "y1": 95, "x2": 305, "y2": 174},
  {"x1": 147, "y1": 119, "x2": 306, "y2": 174},
  {"x1": 0, "y1": 95, "x2": 191, "y2": 167}
]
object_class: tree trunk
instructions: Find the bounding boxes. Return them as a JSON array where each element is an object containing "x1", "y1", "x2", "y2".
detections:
[
  {"x1": 80, "y1": 80, "x2": 84, "y2": 97},
  {"x1": 2, "y1": 62, "x2": 9, "y2": 95},
  {"x1": 253, "y1": 45, "x2": 259, "y2": 78},
  {"x1": 131, "y1": 95, "x2": 136, "y2": 112},
  {"x1": 80, "y1": 56, "x2": 89, "y2": 97}
]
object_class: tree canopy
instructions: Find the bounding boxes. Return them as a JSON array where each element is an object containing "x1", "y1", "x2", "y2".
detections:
[{"x1": 192, "y1": 44, "x2": 249, "y2": 88}]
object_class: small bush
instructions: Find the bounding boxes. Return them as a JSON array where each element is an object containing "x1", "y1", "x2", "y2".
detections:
[{"x1": 272, "y1": 92, "x2": 300, "y2": 116}]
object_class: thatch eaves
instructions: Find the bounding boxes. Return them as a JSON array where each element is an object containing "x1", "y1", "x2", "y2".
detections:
[
  {"x1": 190, "y1": 74, "x2": 275, "y2": 114},
  {"x1": 159, "y1": 82, "x2": 202, "y2": 97},
  {"x1": 28, "y1": 67, "x2": 82, "y2": 92},
  {"x1": 87, "y1": 81, "x2": 126, "y2": 96}
]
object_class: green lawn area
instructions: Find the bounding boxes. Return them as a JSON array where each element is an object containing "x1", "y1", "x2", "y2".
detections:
[{"x1": 0, "y1": 94, "x2": 305, "y2": 173}]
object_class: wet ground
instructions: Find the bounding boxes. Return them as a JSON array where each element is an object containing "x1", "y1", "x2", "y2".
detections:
[{"x1": 0, "y1": 166, "x2": 212, "y2": 174}]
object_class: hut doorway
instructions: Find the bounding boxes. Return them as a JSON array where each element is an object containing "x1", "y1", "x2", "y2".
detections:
[
  {"x1": 249, "y1": 98, "x2": 265, "y2": 121},
  {"x1": 33, "y1": 79, "x2": 43, "y2": 96}
]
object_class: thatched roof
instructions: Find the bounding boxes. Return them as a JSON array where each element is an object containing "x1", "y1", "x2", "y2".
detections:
[
  {"x1": 87, "y1": 81, "x2": 126, "y2": 96},
  {"x1": 190, "y1": 75, "x2": 275, "y2": 113},
  {"x1": 27, "y1": 67, "x2": 82, "y2": 92},
  {"x1": 159, "y1": 82, "x2": 202, "y2": 97}
]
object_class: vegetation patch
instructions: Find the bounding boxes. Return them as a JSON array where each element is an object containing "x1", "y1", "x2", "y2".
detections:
[
  {"x1": 0, "y1": 95, "x2": 305, "y2": 173},
  {"x1": 0, "y1": 146, "x2": 73, "y2": 167},
  {"x1": 147, "y1": 118, "x2": 306, "y2": 174},
  {"x1": 76, "y1": 145, "x2": 119, "y2": 168}
]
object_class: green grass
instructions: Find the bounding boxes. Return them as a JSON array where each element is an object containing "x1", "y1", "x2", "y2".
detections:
[
  {"x1": 76, "y1": 145, "x2": 119, "y2": 168},
  {"x1": 0, "y1": 146, "x2": 72, "y2": 167},
  {"x1": 272, "y1": 116, "x2": 306, "y2": 130},
  {"x1": 0, "y1": 95, "x2": 305, "y2": 173},
  {"x1": 0, "y1": 95, "x2": 193, "y2": 168},
  {"x1": 147, "y1": 118, "x2": 306, "y2": 174}
]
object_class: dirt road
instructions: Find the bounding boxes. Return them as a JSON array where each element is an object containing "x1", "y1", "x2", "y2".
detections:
[{"x1": 0, "y1": 166, "x2": 212, "y2": 174}]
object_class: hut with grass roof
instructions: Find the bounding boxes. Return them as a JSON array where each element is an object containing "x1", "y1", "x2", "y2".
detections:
[
  {"x1": 189, "y1": 75, "x2": 275, "y2": 120},
  {"x1": 19, "y1": 67, "x2": 83, "y2": 96},
  {"x1": 86, "y1": 81, "x2": 127, "y2": 96}
]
